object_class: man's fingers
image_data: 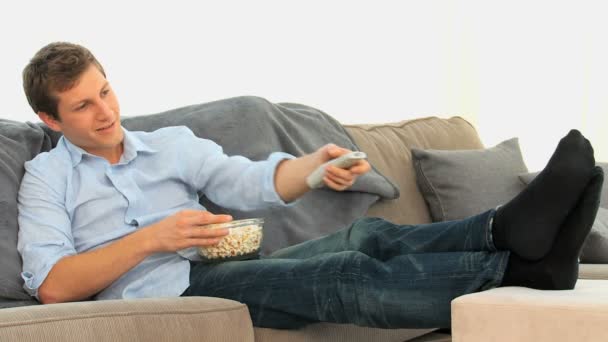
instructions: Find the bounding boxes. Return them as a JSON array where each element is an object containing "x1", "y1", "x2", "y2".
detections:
[
  {"x1": 191, "y1": 227, "x2": 230, "y2": 238},
  {"x1": 326, "y1": 165, "x2": 353, "y2": 179},
  {"x1": 349, "y1": 160, "x2": 371, "y2": 175},
  {"x1": 199, "y1": 214, "x2": 233, "y2": 226},
  {"x1": 188, "y1": 237, "x2": 224, "y2": 247},
  {"x1": 325, "y1": 144, "x2": 352, "y2": 158},
  {"x1": 183, "y1": 212, "x2": 233, "y2": 226},
  {"x1": 325, "y1": 172, "x2": 353, "y2": 186},
  {"x1": 323, "y1": 175, "x2": 351, "y2": 191},
  {"x1": 326, "y1": 160, "x2": 370, "y2": 177}
]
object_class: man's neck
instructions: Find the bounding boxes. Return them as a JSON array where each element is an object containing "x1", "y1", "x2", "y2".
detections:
[{"x1": 104, "y1": 143, "x2": 124, "y2": 165}]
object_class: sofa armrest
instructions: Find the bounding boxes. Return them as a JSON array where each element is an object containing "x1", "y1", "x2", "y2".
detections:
[
  {"x1": 0, "y1": 296, "x2": 254, "y2": 342},
  {"x1": 579, "y1": 264, "x2": 608, "y2": 280}
]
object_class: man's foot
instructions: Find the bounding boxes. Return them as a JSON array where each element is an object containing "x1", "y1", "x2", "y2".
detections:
[
  {"x1": 500, "y1": 166, "x2": 603, "y2": 290},
  {"x1": 492, "y1": 129, "x2": 595, "y2": 261}
]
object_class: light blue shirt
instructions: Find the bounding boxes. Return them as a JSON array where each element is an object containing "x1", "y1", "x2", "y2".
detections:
[{"x1": 17, "y1": 126, "x2": 295, "y2": 300}]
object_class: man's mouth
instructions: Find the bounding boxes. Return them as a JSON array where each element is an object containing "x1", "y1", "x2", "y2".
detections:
[{"x1": 96, "y1": 121, "x2": 115, "y2": 131}]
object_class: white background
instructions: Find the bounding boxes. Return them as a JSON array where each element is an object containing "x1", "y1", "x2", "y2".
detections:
[{"x1": 1, "y1": 0, "x2": 607, "y2": 170}]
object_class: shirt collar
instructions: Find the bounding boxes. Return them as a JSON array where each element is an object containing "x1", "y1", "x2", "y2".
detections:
[{"x1": 62, "y1": 126, "x2": 158, "y2": 167}]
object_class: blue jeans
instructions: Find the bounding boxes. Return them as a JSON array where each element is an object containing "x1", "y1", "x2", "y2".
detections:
[{"x1": 181, "y1": 209, "x2": 509, "y2": 329}]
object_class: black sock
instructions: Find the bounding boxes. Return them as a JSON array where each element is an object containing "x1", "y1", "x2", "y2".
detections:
[
  {"x1": 492, "y1": 129, "x2": 595, "y2": 261},
  {"x1": 501, "y1": 166, "x2": 603, "y2": 290}
]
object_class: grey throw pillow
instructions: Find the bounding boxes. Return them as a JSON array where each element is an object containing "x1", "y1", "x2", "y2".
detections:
[
  {"x1": 412, "y1": 137, "x2": 528, "y2": 222},
  {"x1": 519, "y1": 162, "x2": 608, "y2": 209},
  {"x1": 0, "y1": 119, "x2": 53, "y2": 302},
  {"x1": 519, "y1": 165, "x2": 608, "y2": 263}
]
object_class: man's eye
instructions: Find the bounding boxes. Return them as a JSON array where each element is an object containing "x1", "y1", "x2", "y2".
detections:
[
  {"x1": 75, "y1": 103, "x2": 87, "y2": 111},
  {"x1": 101, "y1": 89, "x2": 110, "y2": 96}
]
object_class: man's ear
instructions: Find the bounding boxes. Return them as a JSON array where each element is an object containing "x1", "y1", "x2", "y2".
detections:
[{"x1": 38, "y1": 112, "x2": 62, "y2": 132}]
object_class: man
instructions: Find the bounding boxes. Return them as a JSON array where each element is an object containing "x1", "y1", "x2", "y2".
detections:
[{"x1": 17, "y1": 41, "x2": 603, "y2": 329}]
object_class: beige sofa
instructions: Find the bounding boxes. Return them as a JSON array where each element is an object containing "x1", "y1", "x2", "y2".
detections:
[{"x1": 1, "y1": 116, "x2": 606, "y2": 341}]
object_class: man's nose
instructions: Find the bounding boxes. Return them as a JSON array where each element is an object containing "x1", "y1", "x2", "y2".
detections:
[{"x1": 96, "y1": 100, "x2": 114, "y2": 120}]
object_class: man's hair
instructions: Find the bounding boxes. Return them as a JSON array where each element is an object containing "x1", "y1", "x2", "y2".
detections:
[{"x1": 22, "y1": 42, "x2": 106, "y2": 121}]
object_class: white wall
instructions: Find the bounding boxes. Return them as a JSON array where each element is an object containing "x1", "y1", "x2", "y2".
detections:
[{"x1": 2, "y1": 0, "x2": 607, "y2": 170}]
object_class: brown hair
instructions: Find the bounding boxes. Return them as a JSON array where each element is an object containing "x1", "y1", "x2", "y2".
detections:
[{"x1": 22, "y1": 42, "x2": 106, "y2": 121}]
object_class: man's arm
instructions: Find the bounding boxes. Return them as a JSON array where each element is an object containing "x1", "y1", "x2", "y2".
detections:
[
  {"x1": 38, "y1": 227, "x2": 150, "y2": 303},
  {"x1": 274, "y1": 144, "x2": 372, "y2": 203},
  {"x1": 37, "y1": 210, "x2": 231, "y2": 304}
]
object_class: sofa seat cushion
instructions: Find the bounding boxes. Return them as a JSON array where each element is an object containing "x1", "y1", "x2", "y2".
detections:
[
  {"x1": 0, "y1": 297, "x2": 254, "y2": 342},
  {"x1": 451, "y1": 279, "x2": 608, "y2": 342},
  {"x1": 344, "y1": 116, "x2": 484, "y2": 225},
  {"x1": 255, "y1": 323, "x2": 435, "y2": 342},
  {"x1": 580, "y1": 264, "x2": 608, "y2": 280}
]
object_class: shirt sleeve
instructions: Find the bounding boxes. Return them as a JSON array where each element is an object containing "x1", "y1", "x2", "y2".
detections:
[
  {"x1": 176, "y1": 127, "x2": 299, "y2": 211},
  {"x1": 17, "y1": 160, "x2": 77, "y2": 299}
]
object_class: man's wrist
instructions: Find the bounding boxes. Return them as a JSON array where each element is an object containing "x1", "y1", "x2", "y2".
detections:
[{"x1": 131, "y1": 226, "x2": 158, "y2": 256}]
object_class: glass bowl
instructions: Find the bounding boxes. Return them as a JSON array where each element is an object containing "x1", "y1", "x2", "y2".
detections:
[{"x1": 196, "y1": 218, "x2": 263, "y2": 262}]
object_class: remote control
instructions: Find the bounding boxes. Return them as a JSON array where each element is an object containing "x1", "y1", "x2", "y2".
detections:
[{"x1": 306, "y1": 151, "x2": 367, "y2": 189}]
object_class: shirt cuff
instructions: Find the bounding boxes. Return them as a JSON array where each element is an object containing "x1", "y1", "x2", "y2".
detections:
[
  {"x1": 177, "y1": 247, "x2": 202, "y2": 261},
  {"x1": 263, "y1": 152, "x2": 299, "y2": 207},
  {"x1": 21, "y1": 251, "x2": 76, "y2": 300},
  {"x1": 21, "y1": 271, "x2": 39, "y2": 298}
]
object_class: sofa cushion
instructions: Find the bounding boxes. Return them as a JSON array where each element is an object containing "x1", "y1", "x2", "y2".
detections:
[
  {"x1": 344, "y1": 116, "x2": 485, "y2": 225},
  {"x1": 579, "y1": 264, "x2": 608, "y2": 280},
  {"x1": 0, "y1": 119, "x2": 53, "y2": 302},
  {"x1": 0, "y1": 296, "x2": 254, "y2": 341},
  {"x1": 579, "y1": 208, "x2": 608, "y2": 263},
  {"x1": 410, "y1": 137, "x2": 527, "y2": 222},
  {"x1": 254, "y1": 323, "x2": 436, "y2": 342}
]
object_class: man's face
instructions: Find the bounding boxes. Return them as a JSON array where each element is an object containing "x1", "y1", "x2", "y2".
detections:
[{"x1": 43, "y1": 65, "x2": 123, "y2": 159}]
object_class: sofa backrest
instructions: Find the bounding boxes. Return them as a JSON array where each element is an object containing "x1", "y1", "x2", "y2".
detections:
[{"x1": 344, "y1": 116, "x2": 484, "y2": 225}]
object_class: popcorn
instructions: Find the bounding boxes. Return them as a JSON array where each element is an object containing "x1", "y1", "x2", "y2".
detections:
[{"x1": 197, "y1": 218, "x2": 263, "y2": 261}]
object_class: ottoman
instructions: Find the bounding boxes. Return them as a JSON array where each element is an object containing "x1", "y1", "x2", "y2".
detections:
[{"x1": 451, "y1": 279, "x2": 608, "y2": 341}]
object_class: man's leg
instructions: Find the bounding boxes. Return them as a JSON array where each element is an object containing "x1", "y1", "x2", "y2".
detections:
[
  {"x1": 182, "y1": 168, "x2": 600, "y2": 330},
  {"x1": 268, "y1": 209, "x2": 497, "y2": 260},
  {"x1": 183, "y1": 249, "x2": 508, "y2": 329},
  {"x1": 180, "y1": 131, "x2": 598, "y2": 329}
]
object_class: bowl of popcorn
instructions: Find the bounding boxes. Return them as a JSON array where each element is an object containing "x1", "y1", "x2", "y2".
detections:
[{"x1": 197, "y1": 218, "x2": 264, "y2": 262}]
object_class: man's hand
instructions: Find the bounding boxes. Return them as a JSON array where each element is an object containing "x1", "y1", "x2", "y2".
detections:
[
  {"x1": 315, "y1": 144, "x2": 372, "y2": 191},
  {"x1": 144, "y1": 210, "x2": 233, "y2": 253},
  {"x1": 274, "y1": 144, "x2": 372, "y2": 202}
]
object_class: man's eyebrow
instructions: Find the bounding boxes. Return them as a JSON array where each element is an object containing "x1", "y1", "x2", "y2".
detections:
[{"x1": 70, "y1": 82, "x2": 110, "y2": 107}]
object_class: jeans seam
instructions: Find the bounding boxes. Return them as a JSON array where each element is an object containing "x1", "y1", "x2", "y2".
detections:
[
  {"x1": 203, "y1": 271, "x2": 363, "y2": 295},
  {"x1": 485, "y1": 209, "x2": 499, "y2": 252},
  {"x1": 484, "y1": 251, "x2": 510, "y2": 289}
]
